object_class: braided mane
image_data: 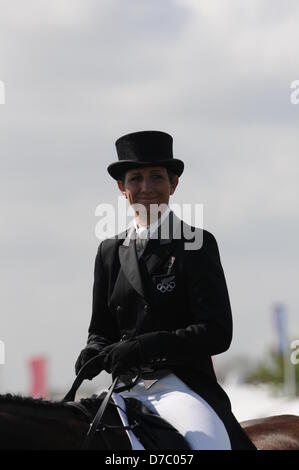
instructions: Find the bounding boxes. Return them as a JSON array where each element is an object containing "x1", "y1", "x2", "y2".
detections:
[{"x1": 0, "y1": 393, "x2": 101, "y2": 411}]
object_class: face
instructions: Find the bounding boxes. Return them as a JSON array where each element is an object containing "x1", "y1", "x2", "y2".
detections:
[{"x1": 117, "y1": 166, "x2": 179, "y2": 225}]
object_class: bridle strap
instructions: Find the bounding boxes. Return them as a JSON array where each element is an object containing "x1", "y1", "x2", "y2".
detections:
[
  {"x1": 81, "y1": 372, "x2": 142, "y2": 450},
  {"x1": 62, "y1": 353, "x2": 105, "y2": 402},
  {"x1": 64, "y1": 401, "x2": 94, "y2": 421},
  {"x1": 113, "y1": 373, "x2": 141, "y2": 393},
  {"x1": 62, "y1": 355, "x2": 142, "y2": 449},
  {"x1": 81, "y1": 376, "x2": 119, "y2": 450}
]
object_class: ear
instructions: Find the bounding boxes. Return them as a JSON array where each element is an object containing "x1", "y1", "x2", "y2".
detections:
[
  {"x1": 170, "y1": 175, "x2": 179, "y2": 195},
  {"x1": 117, "y1": 180, "x2": 127, "y2": 198}
]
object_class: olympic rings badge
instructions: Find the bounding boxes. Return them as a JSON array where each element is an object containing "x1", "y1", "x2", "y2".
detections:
[{"x1": 156, "y1": 275, "x2": 176, "y2": 293}]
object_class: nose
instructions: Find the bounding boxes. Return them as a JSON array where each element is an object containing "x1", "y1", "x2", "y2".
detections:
[{"x1": 140, "y1": 177, "x2": 154, "y2": 193}]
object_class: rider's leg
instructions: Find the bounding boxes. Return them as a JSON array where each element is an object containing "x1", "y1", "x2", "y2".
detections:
[
  {"x1": 111, "y1": 391, "x2": 145, "y2": 450},
  {"x1": 118, "y1": 373, "x2": 232, "y2": 450}
]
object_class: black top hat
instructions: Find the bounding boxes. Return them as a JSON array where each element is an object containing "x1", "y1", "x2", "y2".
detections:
[{"x1": 107, "y1": 130, "x2": 184, "y2": 180}]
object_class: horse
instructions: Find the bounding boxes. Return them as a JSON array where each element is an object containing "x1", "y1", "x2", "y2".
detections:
[
  {"x1": 0, "y1": 393, "x2": 131, "y2": 450},
  {"x1": 240, "y1": 415, "x2": 299, "y2": 450},
  {"x1": 1, "y1": 392, "x2": 299, "y2": 450}
]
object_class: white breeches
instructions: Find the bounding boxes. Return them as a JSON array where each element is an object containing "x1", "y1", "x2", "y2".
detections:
[{"x1": 100, "y1": 373, "x2": 231, "y2": 450}]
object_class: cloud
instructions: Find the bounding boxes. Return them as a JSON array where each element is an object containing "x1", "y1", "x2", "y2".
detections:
[{"x1": 1, "y1": 0, "x2": 298, "y2": 393}]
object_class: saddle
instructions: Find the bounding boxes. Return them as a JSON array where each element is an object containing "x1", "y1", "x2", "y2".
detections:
[
  {"x1": 122, "y1": 396, "x2": 192, "y2": 450},
  {"x1": 64, "y1": 359, "x2": 191, "y2": 450}
]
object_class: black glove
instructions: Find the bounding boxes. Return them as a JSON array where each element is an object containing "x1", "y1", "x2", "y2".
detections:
[
  {"x1": 99, "y1": 339, "x2": 144, "y2": 377},
  {"x1": 75, "y1": 347, "x2": 99, "y2": 375},
  {"x1": 75, "y1": 347, "x2": 107, "y2": 380},
  {"x1": 75, "y1": 344, "x2": 119, "y2": 380}
]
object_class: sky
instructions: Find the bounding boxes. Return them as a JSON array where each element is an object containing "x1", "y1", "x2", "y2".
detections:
[{"x1": 0, "y1": 0, "x2": 299, "y2": 394}]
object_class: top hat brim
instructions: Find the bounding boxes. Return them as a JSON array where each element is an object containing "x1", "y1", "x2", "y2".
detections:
[{"x1": 107, "y1": 158, "x2": 184, "y2": 180}]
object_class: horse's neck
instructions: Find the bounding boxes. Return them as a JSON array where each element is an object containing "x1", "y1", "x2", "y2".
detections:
[
  {"x1": 0, "y1": 402, "x2": 88, "y2": 449},
  {"x1": 0, "y1": 397, "x2": 130, "y2": 450}
]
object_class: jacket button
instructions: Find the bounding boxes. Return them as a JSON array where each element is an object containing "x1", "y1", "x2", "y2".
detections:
[
  {"x1": 144, "y1": 304, "x2": 149, "y2": 311},
  {"x1": 121, "y1": 333, "x2": 128, "y2": 341},
  {"x1": 116, "y1": 305, "x2": 123, "y2": 312}
]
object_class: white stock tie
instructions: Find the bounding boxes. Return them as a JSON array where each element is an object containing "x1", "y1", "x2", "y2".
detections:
[{"x1": 135, "y1": 227, "x2": 148, "y2": 255}]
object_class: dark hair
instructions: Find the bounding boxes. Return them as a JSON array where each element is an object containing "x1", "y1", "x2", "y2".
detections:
[{"x1": 118, "y1": 167, "x2": 176, "y2": 185}]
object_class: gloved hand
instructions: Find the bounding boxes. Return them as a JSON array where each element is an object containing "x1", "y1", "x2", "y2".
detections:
[
  {"x1": 75, "y1": 347, "x2": 99, "y2": 375},
  {"x1": 75, "y1": 347, "x2": 106, "y2": 380},
  {"x1": 99, "y1": 339, "x2": 144, "y2": 377}
]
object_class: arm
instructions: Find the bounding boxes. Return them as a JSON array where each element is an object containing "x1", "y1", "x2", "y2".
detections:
[
  {"x1": 86, "y1": 241, "x2": 119, "y2": 351},
  {"x1": 137, "y1": 231, "x2": 233, "y2": 365},
  {"x1": 75, "y1": 242, "x2": 120, "y2": 376}
]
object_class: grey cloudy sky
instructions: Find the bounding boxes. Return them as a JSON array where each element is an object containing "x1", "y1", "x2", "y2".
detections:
[{"x1": 0, "y1": 0, "x2": 299, "y2": 394}]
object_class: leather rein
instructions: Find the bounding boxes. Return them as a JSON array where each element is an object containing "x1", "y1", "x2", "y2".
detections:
[{"x1": 62, "y1": 355, "x2": 140, "y2": 449}]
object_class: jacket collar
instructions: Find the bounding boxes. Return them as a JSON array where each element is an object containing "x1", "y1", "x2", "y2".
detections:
[
  {"x1": 133, "y1": 205, "x2": 171, "y2": 240},
  {"x1": 118, "y1": 210, "x2": 182, "y2": 299}
]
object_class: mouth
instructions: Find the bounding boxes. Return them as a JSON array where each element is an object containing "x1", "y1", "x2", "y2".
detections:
[
  {"x1": 138, "y1": 196, "x2": 158, "y2": 201},
  {"x1": 138, "y1": 200, "x2": 158, "y2": 205}
]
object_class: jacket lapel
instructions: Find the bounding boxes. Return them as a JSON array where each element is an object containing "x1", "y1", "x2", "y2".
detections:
[
  {"x1": 118, "y1": 224, "x2": 145, "y2": 298},
  {"x1": 142, "y1": 210, "x2": 182, "y2": 275},
  {"x1": 142, "y1": 239, "x2": 175, "y2": 275},
  {"x1": 118, "y1": 210, "x2": 182, "y2": 299}
]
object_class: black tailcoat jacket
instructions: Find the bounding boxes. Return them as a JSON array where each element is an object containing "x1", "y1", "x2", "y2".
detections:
[{"x1": 86, "y1": 210, "x2": 256, "y2": 450}]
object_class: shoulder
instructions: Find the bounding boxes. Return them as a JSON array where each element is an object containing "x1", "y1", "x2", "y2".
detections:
[
  {"x1": 94, "y1": 227, "x2": 128, "y2": 260},
  {"x1": 174, "y1": 216, "x2": 222, "y2": 268},
  {"x1": 177, "y1": 216, "x2": 218, "y2": 251}
]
